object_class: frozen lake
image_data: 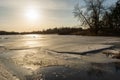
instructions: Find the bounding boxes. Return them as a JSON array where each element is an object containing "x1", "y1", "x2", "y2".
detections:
[
  {"x1": 0, "y1": 34, "x2": 120, "y2": 80},
  {"x1": 0, "y1": 34, "x2": 119, "y2": 52}
]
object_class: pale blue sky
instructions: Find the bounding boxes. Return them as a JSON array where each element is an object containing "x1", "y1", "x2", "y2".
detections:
[{"x1": 0, "y1": 0, "x2": 118, "y2": 32}]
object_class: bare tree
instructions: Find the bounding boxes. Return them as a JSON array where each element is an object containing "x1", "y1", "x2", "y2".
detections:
[{"x1": 73, "y1": 0, "x2": 106, "y2": 34}]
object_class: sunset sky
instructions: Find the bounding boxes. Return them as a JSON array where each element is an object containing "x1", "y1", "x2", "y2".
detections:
[{"x1": 0, "y1": 0, "x2": 118, "y2": 32}]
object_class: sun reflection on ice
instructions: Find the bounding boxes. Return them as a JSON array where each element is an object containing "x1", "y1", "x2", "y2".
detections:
[{"x1": 23, "y1": 34, "x2": 44, "y2": 48}]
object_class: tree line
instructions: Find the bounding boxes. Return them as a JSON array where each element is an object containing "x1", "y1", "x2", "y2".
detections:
[
  {"x1": 73, "y1": 0, "x2": 120, "y2": 36},
  {"x1": 0, "y1": 27, "x2": 83, "y2": 35}
]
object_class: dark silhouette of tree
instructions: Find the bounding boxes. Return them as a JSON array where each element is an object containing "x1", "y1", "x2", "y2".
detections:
[
  {"x1": 73, "y1": 0, "x2": 106, "y2": 34},
  {"x1": 102, "y1": 11, "x2": 113, "y2": 29},
  {"x1": 40, "y1": 27, "x2": 83, "y2": 35},
  {"x1": 0, "y1": 31, "x2": 19, "y2": 35},
  {"x1": 102, "y1": 0, "x2": 120, "y2": 35},
  {"x1": 111, "y1": 0, "x2": 120, "y2": 31},
  {"x1": 0, "y1": 27, "x2": 83, "y2": 35}
]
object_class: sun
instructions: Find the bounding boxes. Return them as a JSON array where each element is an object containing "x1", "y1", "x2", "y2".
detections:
[{"x1": 24, "y1": 8, "x2": 40, "y2": 21}]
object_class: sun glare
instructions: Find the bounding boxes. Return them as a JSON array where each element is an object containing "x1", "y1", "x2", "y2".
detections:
[{"x1": 24, "y1": 8, "x2": 40, "y2": 22}]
